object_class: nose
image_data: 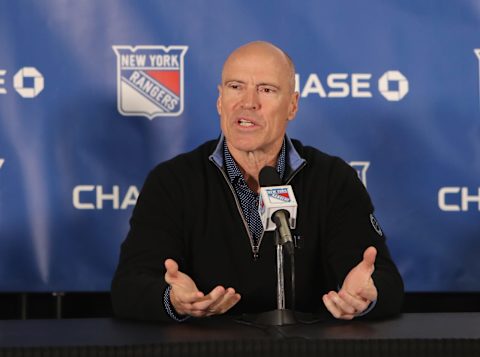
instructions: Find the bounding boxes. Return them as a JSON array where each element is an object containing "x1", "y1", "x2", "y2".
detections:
[{"x1": 240, "y1": 87, "x2": 260, "y2": 110}]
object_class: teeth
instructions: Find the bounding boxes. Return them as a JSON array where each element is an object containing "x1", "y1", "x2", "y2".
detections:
[{"x1": 239, "y1": 119, "x2": 254, "y2": 127}]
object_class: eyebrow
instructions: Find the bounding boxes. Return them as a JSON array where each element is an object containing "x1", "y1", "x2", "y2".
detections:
[
  {"x1": 257, "y1": 82, "x2": 280, "y2": 89},
  {"x1": 223, "y1": 79, "x2": 281, "y2": 89},
  {"x1": 223, "y1": 79, "x2": 245, "y2": 85}
]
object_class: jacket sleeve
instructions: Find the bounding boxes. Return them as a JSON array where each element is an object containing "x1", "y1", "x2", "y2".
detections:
[
  {"x1": 111, "y1": 164, "x2": 187, "y2": 321},
  {"x1": 324, "y1": 158, "x2": 404, "y2": 319}
]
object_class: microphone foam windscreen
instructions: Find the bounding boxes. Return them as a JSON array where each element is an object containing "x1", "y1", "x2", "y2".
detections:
[{"x1": 259, "y1": 166, "x2": 281, "y2": 187}]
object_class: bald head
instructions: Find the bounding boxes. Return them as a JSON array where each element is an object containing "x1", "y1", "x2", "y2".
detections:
[
  {"x1": 216, "y1": 40, "x2": 299, "y2": 159},
  {"x1": 221, "y1": 41, "x2": 296, "y2": 93}
]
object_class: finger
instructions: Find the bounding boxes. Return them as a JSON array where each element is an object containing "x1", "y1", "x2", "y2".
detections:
[
  {"x1": 338, "y1": 290, "x2": 370, "y2": 313},
  {"x1": 192, "y1": 288, "x2": 240, "y2": 316},
  {"x1": 190, "y1": 286, "x2": 227, "y2": 311},
  {"x1": 213, "y1": 292, "x2": 241, "y2": 315},
  {"x1": 327, "y1": 291, "x2": 356, "y2": 315},
  {"x1": 205, "y1": 287, "x2": 237, "y2": 312},
  {"x1": 322, "y1": 292, "x2": 354, "y2": 320},
  {"x1": 220, "y1": 291, "x2": 241, "y2": 312},
  {"x1": 205, "y1": 291, "x2": 241, "y2": 316},
  {"x1": 323, "y1": 293, "x2": 348, "y2": 319}
]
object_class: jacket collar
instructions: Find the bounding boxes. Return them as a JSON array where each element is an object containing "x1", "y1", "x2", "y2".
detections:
[{"x1": 209, "y1": 133, "x2": 306, "y2": 173}]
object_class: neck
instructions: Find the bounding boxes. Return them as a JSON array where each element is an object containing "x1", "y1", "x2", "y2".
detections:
[{"x1": 227, "y1": 143, "x2": 281, "y2": 193}]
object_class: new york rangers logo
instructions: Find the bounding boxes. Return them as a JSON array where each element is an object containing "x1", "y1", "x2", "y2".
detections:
[
  {"x1": 113, "y1": 45, "x2": 188, "y2": 119},
  {"x1": 267, "y1": 188, "x2": 291, "y2": 203}
]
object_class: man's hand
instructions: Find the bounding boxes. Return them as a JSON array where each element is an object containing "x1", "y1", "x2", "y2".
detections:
[
  {"x1": 322, "y1": 246, "x2": 378, "y2": 320},
  {"x1": 164, "y1": 259, "x2": 241, "y2": 318}
]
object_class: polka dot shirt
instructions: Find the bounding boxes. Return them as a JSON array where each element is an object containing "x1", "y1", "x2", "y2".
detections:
[{"x1": 223, "y1": 139, "x2": 286, "y2": 246}]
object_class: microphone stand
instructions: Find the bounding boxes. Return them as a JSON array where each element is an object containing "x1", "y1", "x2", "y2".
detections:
[{"x1": 247, "y1": 229, "x2": 297, "y2": 326}]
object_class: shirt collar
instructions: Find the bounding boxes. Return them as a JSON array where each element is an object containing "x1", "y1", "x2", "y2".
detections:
[{"x1": 209, "y1": 133, "x2": 305, "y2": 177}]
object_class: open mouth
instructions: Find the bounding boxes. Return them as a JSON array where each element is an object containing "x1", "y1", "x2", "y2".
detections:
[{"x1": 238, "y1": 118, "x2": 255, "y2": 127}]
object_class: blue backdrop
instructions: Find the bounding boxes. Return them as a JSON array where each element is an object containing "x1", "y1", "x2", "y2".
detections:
[{"x1": 0, "y1": 0, "x2": 479, "y2": 292}]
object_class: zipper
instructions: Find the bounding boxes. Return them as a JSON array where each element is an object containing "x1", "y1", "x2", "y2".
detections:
[
  {"x1": 209, "y1": 157, "x2": 307, "y2": 260},
  {"x1": 210, "y1": 158, "x2": 261, "y2": 260}
]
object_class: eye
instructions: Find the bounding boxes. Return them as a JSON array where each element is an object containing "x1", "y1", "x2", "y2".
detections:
[
  {"x1": 226, "y1": 82, "x2": 242, "y2": 90},
  {"x1": 259, "y1": 86, "x2": 277, "y2": 94}
]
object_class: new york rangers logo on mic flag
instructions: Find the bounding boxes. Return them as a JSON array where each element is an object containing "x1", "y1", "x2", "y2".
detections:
[
  {"x1": 259, "y1": 186, "x2": 297, "y2": 231},
  {"x1": 267, "y1": 188, "x2": 291, "y2": 203},
  {"x1": 113, "y1": 45, "x2": 188, "y2": 119}
]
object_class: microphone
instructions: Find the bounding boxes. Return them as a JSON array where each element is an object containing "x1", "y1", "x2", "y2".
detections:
[{"x1": 258, "y1": 166, "x2": 297, "y2": 254}]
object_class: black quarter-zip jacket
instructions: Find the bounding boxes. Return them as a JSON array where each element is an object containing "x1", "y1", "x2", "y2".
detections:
[{"x1": 111, "y1": 138, "x2": 404, "y2": 321}]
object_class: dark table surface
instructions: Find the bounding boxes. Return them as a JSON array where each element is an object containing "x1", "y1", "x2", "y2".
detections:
[
  {"x1": 0, "y1": 312, "x2": 480, "y2": 357},
  {"x1": 1, "y1": 312, "x2": 480, "y2": 348}
]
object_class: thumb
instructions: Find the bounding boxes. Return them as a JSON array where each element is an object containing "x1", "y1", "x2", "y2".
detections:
[
  {"x1": 362, "y1": 246, "x2": 377, "y2": 270},
  {"x1": 164, "y1": 258, "x2": 179, "y2": 282}
]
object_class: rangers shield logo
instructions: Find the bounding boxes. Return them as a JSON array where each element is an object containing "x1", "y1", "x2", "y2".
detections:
[
  {"x1": 112, "y1": 45, "x2": 188, "y2": 119},
  {"x1": 267, "y1": 188, "x2": 291, "y2": 203}
]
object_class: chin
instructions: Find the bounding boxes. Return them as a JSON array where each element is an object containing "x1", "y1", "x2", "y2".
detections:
[{"x1": 228, "y1": 140, "x2": 261, "y2": 154}]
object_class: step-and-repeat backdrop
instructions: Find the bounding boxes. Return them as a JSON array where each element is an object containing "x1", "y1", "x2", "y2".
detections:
[{"x1": 0, "y1": 0, "x2": 479, "y2": 292}]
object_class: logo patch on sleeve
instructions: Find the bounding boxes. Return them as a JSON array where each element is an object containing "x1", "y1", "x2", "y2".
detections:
[{"x1": 369, "y1": 214, "x2": 383, "y2": 237}]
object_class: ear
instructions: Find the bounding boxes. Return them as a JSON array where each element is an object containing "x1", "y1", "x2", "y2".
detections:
[
  {"x1": 287, "y1": 91, "x2": 300, "y2": 121},
  {"x1": 216, "y1": 85, "x2": 222, "y2": 115}
]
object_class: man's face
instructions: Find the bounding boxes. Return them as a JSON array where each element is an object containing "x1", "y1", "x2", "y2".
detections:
[{"x1": 217, "y1": 45, "x2": 299, "y2": 156}]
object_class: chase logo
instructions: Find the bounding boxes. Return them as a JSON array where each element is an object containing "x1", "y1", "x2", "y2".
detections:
[
  {"x1": 296, "y1": 70, "x2": 409, "y2": 102},
  {"x1": 378, "y1": 71, "x2": 409, "y2": 102},
  {"x1": 113, "y1": 45, "x2": 188, "y2": 119},
  {"x1": 267, "y1": 188, "x2": 291, "y2": 203},
  {"x1": 0, "y1": 67, "x2": 44, "y2": 98}
]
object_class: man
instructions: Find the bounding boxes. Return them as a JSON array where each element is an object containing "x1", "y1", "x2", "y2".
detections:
[{"x1": 111, "y1": 41, "x2": 404, "y2": 321}]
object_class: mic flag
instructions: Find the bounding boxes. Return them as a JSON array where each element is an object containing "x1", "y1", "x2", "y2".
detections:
[{"x1": 258, "y1": 166, "x2": 298, "y2": 232}]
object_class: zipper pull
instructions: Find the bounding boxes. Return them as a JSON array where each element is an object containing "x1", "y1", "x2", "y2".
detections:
[{"x1": 253, "y1": 246, "x2": 259, "y2": 261}]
